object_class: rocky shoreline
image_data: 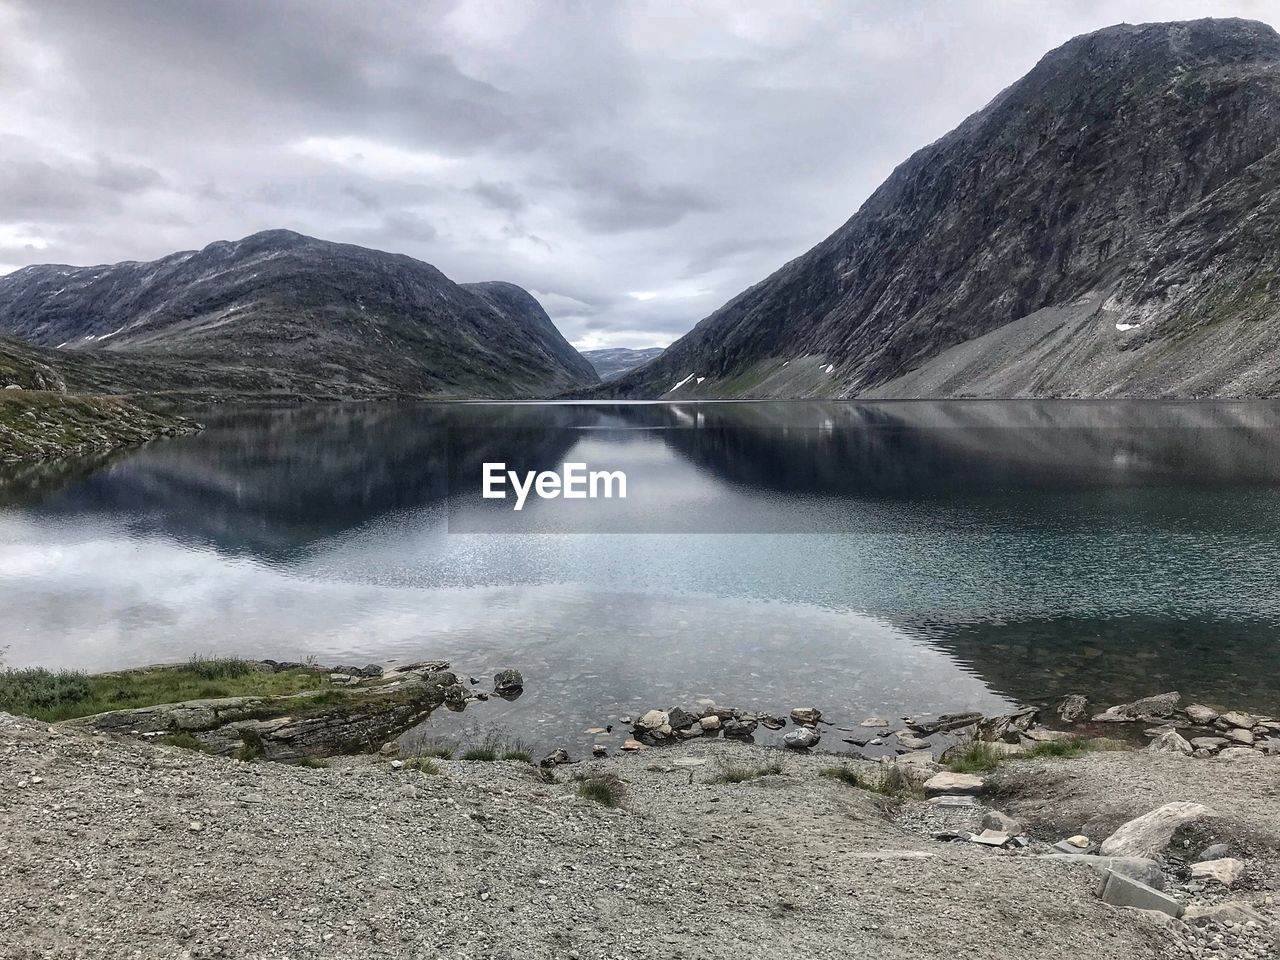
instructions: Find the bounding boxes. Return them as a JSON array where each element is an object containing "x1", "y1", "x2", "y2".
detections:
[
  {"x1": 4, "y1": 658, "x2": 1278, "y2": 958},
  {"x1": 0, "y1": 388, "x2": 201, "y2": 463}
]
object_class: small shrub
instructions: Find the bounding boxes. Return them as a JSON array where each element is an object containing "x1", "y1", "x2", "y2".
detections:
[
  {"x1": 712, "y1": 761, "x2": 783, "y2": 784},
  {"x1": 501, "y1": 748, "x2": 531, "y2": 763},
  {"x1": 417, "y1": 744, "x2": 454, "y2": 760},
  {"x1": 187, "y1": 655, "x2": 253, "y2": 681},
  {"x1": 576, "y1": 774, "x2": 624, "y2": 807},
  {"x1": 461, "y1": 744, "x2": 498, "y2": 761},
  {"x1": 404, "y1": 757, "x2": 441, "y2": 774},
  {"x1": 0, "y1": 668, "x2": 92, "y2": 714},
  {"x1": 818, "y1": 766, "x2": 864, "y2": 787}
]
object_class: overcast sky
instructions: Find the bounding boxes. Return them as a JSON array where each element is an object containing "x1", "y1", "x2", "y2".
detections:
[{"x1": 2, "y1": 1, "x2": 1278, "y2": 349}]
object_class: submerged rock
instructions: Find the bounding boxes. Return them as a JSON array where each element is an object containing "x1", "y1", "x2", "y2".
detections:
[
  {"x1": 1057, "y1": 694, "x2": 1089, "y2": 724},
  {"x1": 493, "y1": 669, "x2": 524, "y2": 696}
]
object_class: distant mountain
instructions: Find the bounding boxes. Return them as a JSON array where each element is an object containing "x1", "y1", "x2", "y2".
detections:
[
  {"x1": 581, "y1": 347, "x2": 665, "y2": 380},
  {"x1": 0, "y1": 230, "x2": 598, "y2": 400},
  {"x1": 599, "y1": 19, "x2": 1280, "y2": 400}
]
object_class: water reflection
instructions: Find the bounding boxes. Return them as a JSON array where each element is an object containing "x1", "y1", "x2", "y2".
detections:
[{"x1": 2, "y1": 400, "x2": 1280, "y2": 742}]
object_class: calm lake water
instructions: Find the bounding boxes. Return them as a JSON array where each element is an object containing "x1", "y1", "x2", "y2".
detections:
[{"x1": 3, "y1": 401, "x2": 1280, "y2": 752}]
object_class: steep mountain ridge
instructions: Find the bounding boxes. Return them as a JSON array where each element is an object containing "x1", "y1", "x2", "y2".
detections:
[
  {"x1": 600, "y1": 18, "x2": 1280, "y2": 399},
  {"x1": 0, "y1": 230, "x2": 597, "y2": 399}
]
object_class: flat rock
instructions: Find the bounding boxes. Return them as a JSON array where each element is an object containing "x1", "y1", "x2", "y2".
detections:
[
  {"x1": 1189, "y1": 857, "x2": 1245, "y2": 887},
  {"x1": 1045, "y1": 854, "x2": 1166, "y2": 889},
  {"x1": 635, "y1": 710, "x2": 668, "y2": 732},
  {"x1": 895, "y1": 733, "x2": 931, "y2": 751},
  {"x1": 1218, "y1": 710, "x2": 1257, "y2": 730},
  {"x1": 922, "y1": 772, "x2": 985, "y2": 797},
  {"x1": 1096, "y1": 870, "x2": 1183, "y2": 918},
  {"x1": 1217, "y1": 746, "x2": 1264, "y2": 760},
  {"x1": 1184, "y1": 703, "x2": 1219, "y2": 725},
  {"x1": 1099, "y1": 801, "x2": 1214, "y2": 858},
  {"x1": 1093, "y1": 691, "x2": 1180, "y2": 723}
]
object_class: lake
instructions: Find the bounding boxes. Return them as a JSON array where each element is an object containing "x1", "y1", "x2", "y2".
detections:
[{"x1": 3, "y1": 401, "x2": 1280, "y2": 753}]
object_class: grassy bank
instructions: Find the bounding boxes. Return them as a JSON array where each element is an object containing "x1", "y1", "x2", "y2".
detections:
[
  {"x1": 0, "y1": 657, "x2": 332, "y2": 723},
  {"x1": 0, "y1": 389, "x2": 199, "y2": 463}
]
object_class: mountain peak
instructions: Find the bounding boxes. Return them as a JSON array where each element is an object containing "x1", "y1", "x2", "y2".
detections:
[{"x1": 599, "y1": 18, "x2": 1280, "y2": 400}]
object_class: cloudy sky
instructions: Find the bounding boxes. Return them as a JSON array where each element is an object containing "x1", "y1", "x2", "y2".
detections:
[{"x1": 2, "y1": 1, "x2": 1278, "y2": 349}]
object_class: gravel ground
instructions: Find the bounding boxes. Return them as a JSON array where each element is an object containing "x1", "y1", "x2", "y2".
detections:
[{"x1": 2, "y1": 712, "x2": 1275, "y2": 960}]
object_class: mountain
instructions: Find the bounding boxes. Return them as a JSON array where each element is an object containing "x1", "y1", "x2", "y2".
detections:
[
  {"x1": 0, "y1": 230, "x2": 598, "y2": 400},
  {"x1": 599, "y1": 18, "x2": 1280, "y2": 400},
  {"x1": 581, "y1": 347, "x2": 665, "y2": 380}
]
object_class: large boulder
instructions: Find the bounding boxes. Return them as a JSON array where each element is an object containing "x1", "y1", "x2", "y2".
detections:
[
  {"x1": 1145, "y1": 730, "x2": 1192, "y2": 756},
  {"x1": 783, "y1": 726, "x2": 820, "y2": 750},
  {"x1": 1099, "y1": 801, "x2": 1215, "y2": 858}
]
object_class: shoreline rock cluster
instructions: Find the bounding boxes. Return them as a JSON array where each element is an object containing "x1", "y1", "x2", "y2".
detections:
[
  {"x1": 61, "y1": 661, "x2": 524, "y2": 762},
  {"x1": 1087, "y1": 691, "x2": 1280, "y2": 760}
]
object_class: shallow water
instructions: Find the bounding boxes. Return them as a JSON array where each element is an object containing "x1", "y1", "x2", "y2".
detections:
[{"x1": 3, "y1": 401, "x2": 1280, "y2": 751}]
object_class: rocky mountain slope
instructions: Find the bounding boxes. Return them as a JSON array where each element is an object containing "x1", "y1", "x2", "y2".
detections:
[
  {"x1": 600, "y1": 18, "x2": 1280, "y2": 400},
  {"x1": 0, "y1": 230, "x2": 598, "y2": 400},
  {"x1": 581, "y1": 347, "x2": 665, "y2": 380}
]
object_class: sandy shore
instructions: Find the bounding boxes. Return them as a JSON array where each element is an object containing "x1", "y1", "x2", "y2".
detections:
[{"x1": 2, "y1": 711, "x2": 1277, "y2": 959}]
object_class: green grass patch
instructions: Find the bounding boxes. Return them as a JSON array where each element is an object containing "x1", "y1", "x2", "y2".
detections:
[
  {"x1": 1027, "y1": 740, "x2": 1086, "y2": 759},
  {"x1": 296, "y1": 756, "x2": 330, "y2": 769},
  {"x1": 461, "y1": 744, "x2": 498, "y2": 761},
  {"x1": 711, "y1": 760, "x2": 784, "y2": 784},
  {"x1": 576, "y1": 774, "x2": 624, "y2": 807},
  {"x1": 820, "y1": 764, "x2": 920, "y2": 798},
  {"x1": 946, "y1": 741, "x2": 1004, "y2": 774},
  {"x1": 501, "y1": 748, "x2": 532, "y2": 763},
  {"x1": 233, "y1": 727, "x2": 265, "y2": 762},
  {"x1": 416, "y1": 744, "x2": 454, "y2": 760},
  {"x1": 404, "y1": 757, "x2": 442, "y2": 774},
  {"x1": 0, "y1": 661, "x2": 330, "y2": 723},
  {"x1": 160, "y1": 731, "x2": 206, "y2": 752}
]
